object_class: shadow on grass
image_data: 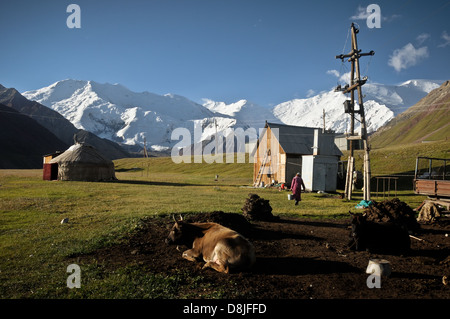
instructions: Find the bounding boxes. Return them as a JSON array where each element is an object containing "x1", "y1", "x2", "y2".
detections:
[
  {"x1": 110, "y1": 179, "x2": 211, "y2": 187},
  {"x1": 274, "y1": 216, "x2": 350, "y2": 230}
]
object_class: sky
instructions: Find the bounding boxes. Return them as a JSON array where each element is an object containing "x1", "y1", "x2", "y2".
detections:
[{"x1": 1, "y1": 0, "x2": 449, "y2": 108}]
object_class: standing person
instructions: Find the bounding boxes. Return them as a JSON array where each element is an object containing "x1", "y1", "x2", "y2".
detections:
[{"x1": 291, "y1": 172, "x2": 306, "y2": 206}]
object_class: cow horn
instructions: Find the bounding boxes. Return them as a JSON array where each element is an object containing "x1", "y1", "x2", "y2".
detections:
[
  {"x1": 179, "y1": 214, "x2": 183, "y2": 221},
  {"x1": 172, "y1": 214, "x2": 177, "y2": 223}
]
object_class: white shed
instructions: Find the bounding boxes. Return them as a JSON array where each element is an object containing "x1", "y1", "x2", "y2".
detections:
[{"x1": 301, "y1": 155, "x2": 339, "y2": 192}]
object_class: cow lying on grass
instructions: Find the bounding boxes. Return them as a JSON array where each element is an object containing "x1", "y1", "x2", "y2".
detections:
[
  {"x1": 165, "y1": 216, "x2": 256, "y2": 273},
  {"x1": 348, "y1": 212, "x2": 411, "y2": 255}
]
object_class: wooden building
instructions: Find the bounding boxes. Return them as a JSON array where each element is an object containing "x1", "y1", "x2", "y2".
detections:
[
  {"x1": 253, "y1": 122, "x2": 343, "y2": 191},
  {"x1": 43, "y1": 151, "x2": 62, "y2": 180}
]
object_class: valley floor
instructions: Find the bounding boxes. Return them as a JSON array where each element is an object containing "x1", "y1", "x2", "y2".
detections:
[{"x1": 0, "y1": 160, "x2": 447, "y2": 304}]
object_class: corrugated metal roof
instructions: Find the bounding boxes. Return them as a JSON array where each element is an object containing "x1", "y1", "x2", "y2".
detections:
[{"x1": 266, "y1": 122, "x2": 343, "y2": 156}]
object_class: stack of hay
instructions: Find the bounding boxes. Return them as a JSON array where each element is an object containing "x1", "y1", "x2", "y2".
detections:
[{"x1": 241, "y1": 193, "x2": 277, "y2": 221}]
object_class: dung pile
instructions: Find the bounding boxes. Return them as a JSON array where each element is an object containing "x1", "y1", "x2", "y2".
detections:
[
  {"x1": 241, "y1": 193, "x2": 277, "y2": 221},
  {"x1": 185, "y1": 211, "x2": 252, "y2": 236},
  {"x1": 364, "y1": 198, "x2": 420, "y2": 233}
]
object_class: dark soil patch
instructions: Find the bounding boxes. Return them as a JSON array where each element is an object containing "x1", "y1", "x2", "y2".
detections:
[{"x1": 73, "y1": 212, "x2": 450, "y2": 299}]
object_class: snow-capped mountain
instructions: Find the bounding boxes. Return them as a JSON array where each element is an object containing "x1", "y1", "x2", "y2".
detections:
[
  {"x1": 273, "y1": 90, "x2": 394, "y2": 134},
  {"x1": 273, "y1": 79, "x2": 442, "y2": 134},
  {"x1": 22, "y1": 78, "x2": 443, "y2": 152},
  {"x1": 202, "y1": 98, "x2": 281, "y2": 129},
  {"x1": 22, "y1": 80, "x2": 236, "y2": 151}
]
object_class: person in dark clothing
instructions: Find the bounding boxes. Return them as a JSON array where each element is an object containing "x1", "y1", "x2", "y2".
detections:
[{"x1": 291, "y1": 172, "x2": 306, "y2": 205}]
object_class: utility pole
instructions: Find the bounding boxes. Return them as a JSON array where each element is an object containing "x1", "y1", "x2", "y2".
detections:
[
  {"x1": 214, "y1": 118, "x2": 218, "y2": 155},
  {"x1": 143, "y1": 137, "x2": 149, "y2": 158},
  {"x1": 143, "y1": 137, "x2": 149, "y2": 178},
  {"x1": 335, "y1": 23, "x2": 374, "y2": 201},
  {"x1": 322, "y1": 109, "x2": 326, "y2": 133}
]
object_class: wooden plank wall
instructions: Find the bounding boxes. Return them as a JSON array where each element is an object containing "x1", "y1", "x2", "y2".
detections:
[
  {"x1": 415, "y1": 179, "x2": 450, "y2": 197},
  {"x1": 253, "y1": 126, "x2": 287, "y2": 185}
]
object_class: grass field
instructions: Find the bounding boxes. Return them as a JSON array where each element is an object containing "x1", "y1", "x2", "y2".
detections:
[
  {"x1": 0, "y1": 148, "x2": 434, "y2": 298},
  {"x1": 344, "y1": 139, "x2": 450, "y2": 189}
]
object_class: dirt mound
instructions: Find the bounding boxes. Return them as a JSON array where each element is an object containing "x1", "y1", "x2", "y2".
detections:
[
  {"x1": 184, "y1": 211, "x2": 253, "y2": 236},
  {"x1": 241, "y1": 193, "x2": 278, "y2": 221},
  {"x1": 363, "y1": 198, "x2": 420, "y2": 233}
]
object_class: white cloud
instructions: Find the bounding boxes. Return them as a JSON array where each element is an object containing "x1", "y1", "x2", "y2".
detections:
[
  {"x1": 388, "y1": 43, "x2": 429, "y2": 72},
  {"x1": 325, "y1": 70, "x2": 351, "y2": 84},
  {"x1": 349, "y1": 5, "x2": 400, "y2": 22},
  {"x1": 326, "y1": 69, "x2": 340, "y2": 78},
  {"x1": 438, "y1": 30, "x2": 450, "y2": 48},
  {"x1": 350, "y1": 5, "x2": 369, "y2": 20},
  {"x1": 384, "y1": 14, "x2": 401, "y2": 22},
  {"x1": 416, "y1": 33, "x2": 430, "y2": 45},
  {"x1": 339, "y1": 72, "x2": 351, "y2": 84},
  {"x1": 306, "y1": 89, "x2": 316, "y2": 97}
]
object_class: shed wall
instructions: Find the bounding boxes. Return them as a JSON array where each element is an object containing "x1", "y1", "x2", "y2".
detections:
[
  {"x1": 285, "y1": 155, "x2": 302, "y2": 186},
  {"x1": 301, "y1": 155, "x2": 338, "y2": 192},
  {"x1": 253, "y1": 126, "x2": 286, "y2": 186}
]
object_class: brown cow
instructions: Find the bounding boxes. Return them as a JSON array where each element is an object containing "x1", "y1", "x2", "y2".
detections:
[{"x1": 165, "y1": 216, "x2": 256, "y2": 273}]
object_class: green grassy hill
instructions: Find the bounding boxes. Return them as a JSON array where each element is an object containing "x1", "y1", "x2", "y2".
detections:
[
  {"x1": 370, "y1": 80, "x2": 450, "y2": 149},
  {"x1": 344, "y1": 139, "x2": 450, "y2": 181}
]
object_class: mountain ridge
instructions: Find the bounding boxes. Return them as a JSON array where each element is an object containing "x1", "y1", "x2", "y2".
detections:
[
  {"x1": 369, "y1": 80, "x2": 450, "y2": 148},
  {"x1": 0, "y1": 103, "x2": 68, "y2": 168},
  {"x1": 0, "y1": 84, "x2": 131, "y2": 160},
  {"x1": 272, "y1": 79, "x2": 442, "y2": 135},
  {"x1": 21, "y1": 78, "x2": 443, "y2": 152}
]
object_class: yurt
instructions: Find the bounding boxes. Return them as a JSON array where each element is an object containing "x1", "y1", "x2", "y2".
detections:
[{"x1": 50, "y1": 143, "x2": 116, "y2": 181}]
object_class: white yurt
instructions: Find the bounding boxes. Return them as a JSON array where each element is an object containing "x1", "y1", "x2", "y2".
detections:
[{"x1": 50, "y1": 143, "x2": 116, "y2": 182}]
